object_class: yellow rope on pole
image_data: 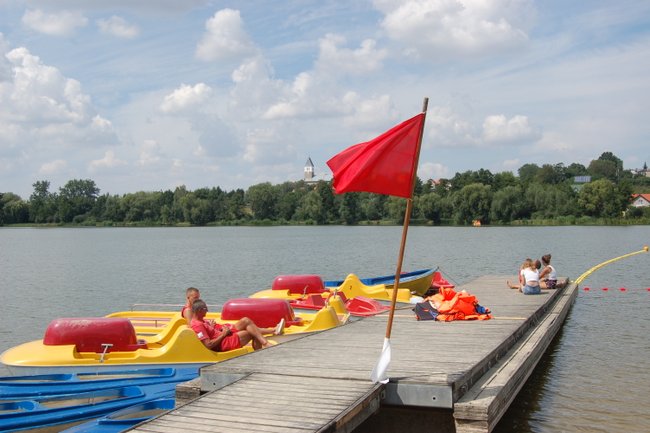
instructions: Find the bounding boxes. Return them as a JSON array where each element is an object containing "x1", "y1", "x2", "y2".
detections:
[{"x1": 574, "y1": 245, "x2": 649, "y2": 285}]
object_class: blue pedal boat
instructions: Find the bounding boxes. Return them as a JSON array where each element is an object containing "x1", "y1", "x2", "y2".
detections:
[
  {"x1": 0, "y1": 367, "x2": 197, "y2": 399},
  {"x1": 0, "y1": 380, "x2": 182, "y2": 432},
  {"x1": 60, "y1": 397, "x2": 175, "y2": 433}
]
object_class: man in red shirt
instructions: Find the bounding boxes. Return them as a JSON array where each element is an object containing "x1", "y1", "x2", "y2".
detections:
[
  {"x1": 190, "y1": 299, "x2": 284, "y2": 351},
  {"x1": 181, "y1": 287, "x2": 201, "y2": 324}
]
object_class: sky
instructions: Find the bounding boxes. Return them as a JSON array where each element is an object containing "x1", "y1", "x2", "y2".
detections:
[{"x1": 1, "y1": 0, "x2": 649, "y2": 199}]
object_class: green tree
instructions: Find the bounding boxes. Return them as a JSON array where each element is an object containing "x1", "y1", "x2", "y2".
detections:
[
  {"x1": 29, "y1": 180, "x2": 56, "y2": 223},
  {"x1": 566, "y1": 163, "x2": 588, "y2": 178},
  {"x1": 277, "y1": 191, "x2": 299, "y2": 221},
  {"x1": 526, "y1": 183, "x2": 575, "y2": 218},
  {"x1": 450, "y1": 169, "x2": 494, "y2": 192},
  {"x1": 588, "y1": 151, "x2": 623, "y2": 181},
  {"x1": 295, "y1": 190, "x2": 323, "y2": 223},
  {"x1": 518, "y1": 163, "x2": 540, "y2": 186},
  {"x1": 101, "y1": 194, "x2": 125, "y2": 223},
  {"x1": 386, "y1": 196, "x2": 407, "y2": 224},
  {"x1": 361, "y1": 194, "x2": 387, "y2": 221},
  {"x1": 451, "y1": 183, "x2": 492, "y2": 225},
  {"x1": 315, "y1": 181, "x2": 337, "y2": 223},
  {"x1": 246, "y1": 183, "x2": 278, "y2": 220},
  {"x1": 57, "y1": 179, "x2": 100, "y2": 222},
  {"x1": 339, "y1": 193, "x2": 361, "y2": 225},
  {"x1": 493, "y1": 172, "x2": 518, "y2": 191},
  {"x1": 432, "y1": 178, "x2": 452, "y2": 197},
  {"x1": 417, "y1": 192, "x2": 442, "y2": 224},
  {"x1": 490, "y1": 186, "x2": 527, "y2": 223},
  {"x1": 588, "y1": 160, "x2": 618, "y2": 181},
  {"x1": 226, "y1": 189, "x2": 246, "y2": 221},
  {"x1": 1, "y1": 193, "x2": 29, "y2": 225},
  {"x1": 535, "y1": 163, "x2": 567, "y2": 184},
  {"x1": 577, "y1": 179, "x2": 626, "y2": 217}
]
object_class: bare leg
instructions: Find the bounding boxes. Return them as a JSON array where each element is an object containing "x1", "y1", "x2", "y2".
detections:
[
  {"x1": 506, "y1": 280, "x2": 521, "y2": 290},
  {"x1": 234, "y1": 318, "x2": 270, "y2": 349}
]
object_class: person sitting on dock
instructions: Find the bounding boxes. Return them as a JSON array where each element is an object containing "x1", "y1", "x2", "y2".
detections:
[
  {"x1": 190, "y1": 299, "x2": 284, "y2": 351},
  {"x1": 538, "y1": 254, "x2": 558, "y2": 289},
  {"x1": 507, "y1": 258, "x2": 533, "y2": 290},
  {"x1": 520, "y1": 260, "x2": 541, "y2": 295},
  {"x1": 182, "y1": 287, "x2": 201, "y2": 323}
]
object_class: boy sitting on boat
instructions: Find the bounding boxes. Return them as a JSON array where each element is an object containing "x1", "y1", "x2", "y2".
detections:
[{"x1": 190, "y1": 299, "x2": 284, "y2": 351}]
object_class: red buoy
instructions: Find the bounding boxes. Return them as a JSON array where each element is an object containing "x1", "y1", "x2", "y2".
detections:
[
  {"x1": 620, "y1": 287, "x2": 627, "y2": 292},
  {"x1": 602, "y1": 287, "x2": 609, "y2": 291},
  {"x1": 584, "y1": 287, "x2": 590, "y2": 291}
]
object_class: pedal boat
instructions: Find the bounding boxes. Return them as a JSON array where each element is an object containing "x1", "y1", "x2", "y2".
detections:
[
  {"x1": 0, "y1": 381, "x2": 176, "y2": 433},
  {"x1": 60, "y1": 397, "x2": 174, "y2": 433},
  {"x1": 0, "y1": 367, "x2": 197, "y2": 399},
  {"x1": 324, "y1": 268, "x2": 436, "y2": 296},
  {"x1": 250, "y1": 273, "x2": 418, "y2": 306},
  {"x1": 0, "y1": 298, "x2": 348, "y2": 376}
]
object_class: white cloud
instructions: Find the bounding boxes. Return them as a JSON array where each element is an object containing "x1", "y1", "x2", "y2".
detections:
[
  {"x1": 137, "y1": 139, "x2": 161, "y2": 167},
  {"x1": 229, "y1": 56, "x2": 282, "y2": 116},
  {"x1": 22, "y1": 9, "x2": 88, "y2": 36},
  {"x1": 89, "y1": 150, "x2": 127, "y2": 172},
  {"x1": 3, "y1": 46, "x2": 115, "y2": 140},
  {"x1": 195, "y1": 9, "x2": 256, "y2": 62},
  {"x1": 316, "y1": 34, "x2": 387, "y2": 75},
  {"x1": 341, "y1": 93, "x2": 398, "y2": 130},
  {"x1": 39, "y1": 159, "x2": 67, "y2": 175},
  {"x1": 426, "y1": 106, "x2": 479, "y2": 148},
  {"x1": 97, "y1": 16, "x2": 139, "y2": 38},
  {"x1": 160, "y1": 83, "x2": 212, "y2": 113},
  {"x1": 502, "y1": 158, "x2": 520, "y2": 171},
  {"x1": 419, "y1": 161, "x2": 450, "y2": 180},
  {"x1": 262, "y1": 35, "x2": 393, "y2": 122},
  {"x1": 374, "y1": 0, "x2": 534, "y2": 59},
  {"x1": 0, "y1": 33, "x2": 11, "y2": 82},
  {"x1": 482, "y1": 114, "x2": 539, "y2": 143}
]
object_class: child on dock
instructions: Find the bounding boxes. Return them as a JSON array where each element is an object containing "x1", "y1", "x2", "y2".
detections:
[{"x1": 539, "y1": 254, "x2": 558, "y2": 289}]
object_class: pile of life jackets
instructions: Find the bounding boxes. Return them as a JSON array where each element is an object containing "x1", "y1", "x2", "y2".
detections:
[{"x1": 417, "y1": 287, "x2": 492, "y2": 321}]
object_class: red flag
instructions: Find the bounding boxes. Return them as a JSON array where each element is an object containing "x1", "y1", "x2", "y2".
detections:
[{"x1": 327, "y1": 113, "x2": 424, "y2": 198}]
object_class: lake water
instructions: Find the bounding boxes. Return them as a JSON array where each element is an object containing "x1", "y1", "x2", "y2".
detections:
[{"x1": 1, "y1": 226, "x2": 649, "y2": 432}]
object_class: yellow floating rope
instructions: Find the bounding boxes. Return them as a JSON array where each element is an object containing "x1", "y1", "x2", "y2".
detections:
[{"x1": 574, "y1": 245, "x2": 649, "y2": 285}]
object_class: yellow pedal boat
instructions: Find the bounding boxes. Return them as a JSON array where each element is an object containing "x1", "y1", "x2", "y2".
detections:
[
  {"x1": 251, "y1": 273, "x2": 417, "y2": 304},
  {"x1": 0, "y1": 298, "x2": 348, "y2": 376}
]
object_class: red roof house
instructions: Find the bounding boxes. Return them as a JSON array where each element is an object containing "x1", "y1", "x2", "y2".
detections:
[{"x1": 631, "y1": 193, "x2": 650, "y2": 207}]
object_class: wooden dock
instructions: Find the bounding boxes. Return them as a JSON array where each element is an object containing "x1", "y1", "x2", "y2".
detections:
[{"x1": 129, "y1": 275, "x2": 577, "y2": 433}]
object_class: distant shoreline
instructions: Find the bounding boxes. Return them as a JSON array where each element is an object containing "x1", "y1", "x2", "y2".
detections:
[{"x1": 3, "y1": 218, "x2": 649, "y2": 228}]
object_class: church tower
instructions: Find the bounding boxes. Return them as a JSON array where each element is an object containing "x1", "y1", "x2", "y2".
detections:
[{"x1": 304, "y1": 157, "x2": 315, "y2": 182}]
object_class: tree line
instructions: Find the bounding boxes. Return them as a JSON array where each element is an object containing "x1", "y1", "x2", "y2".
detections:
[{"x1": 1, "y1": 151, "x2": 649, "y2": 227}]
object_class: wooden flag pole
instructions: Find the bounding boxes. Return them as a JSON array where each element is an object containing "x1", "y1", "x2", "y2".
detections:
[
  {"x1": 385, "y1": 97, "x2": 429, "y2": 340},
  {"x1": 370, "y1": 97, "x2": 429, "y2": 383}
]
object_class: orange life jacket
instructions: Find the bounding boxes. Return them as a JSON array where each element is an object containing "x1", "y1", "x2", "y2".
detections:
[{"x1": 431, "y1": 287, "x2": 491, "y2": 321}]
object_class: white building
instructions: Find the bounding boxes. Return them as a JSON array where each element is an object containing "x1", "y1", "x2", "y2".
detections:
[{"x1": 631, "y1": 194, "x2": 650, "y2": 207}]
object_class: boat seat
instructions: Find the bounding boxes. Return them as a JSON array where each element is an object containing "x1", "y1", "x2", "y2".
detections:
[
  {"x1": 43, "y1": 318, "x2": 148, "y2": 353},
  {"x1": 272, "y1": 275, "x2": 326, "y2": 295}
]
